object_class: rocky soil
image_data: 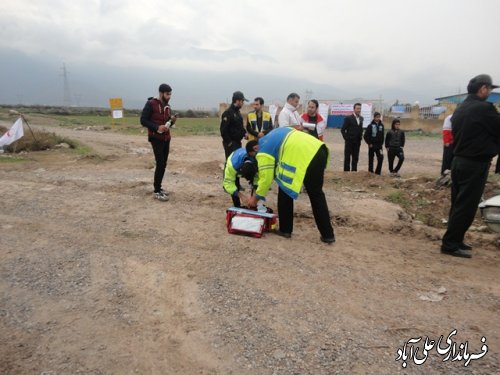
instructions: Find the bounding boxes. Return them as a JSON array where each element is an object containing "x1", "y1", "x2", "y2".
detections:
[{"x1": 1, "y1": 122, "x2": 498, "y2": 374}]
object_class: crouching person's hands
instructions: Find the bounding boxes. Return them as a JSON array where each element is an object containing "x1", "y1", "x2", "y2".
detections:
[{"x1": 247, "y1": 194, "x2": 258, "y2": 208}]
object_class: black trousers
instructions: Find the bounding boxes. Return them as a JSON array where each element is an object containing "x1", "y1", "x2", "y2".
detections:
[
  {"x1": 495, "y1": 155, "x2": 500, "y2": 174},
  {"x1": 150, "y1": 138, "x2": 170, "y2": 193},
  {"x1": 388, "y1": 147, "x2": 404, "y2": 173},
  {"x1": 441, "y1": 145, "x2": 454, "y2": 174},
  {"x1": 278, "y1": 145, "x2": 334, "y2": 238},
  {"x1": 442, "y1": 156, "x2": 490, "y2": 248},
  {"x1": 368, "y1": 147, "x2": 383, "y2": 175},
  {"x1": 344, "y1": 140, "x2": 361, "y2": 171},
  {"x1": 223, "y1": 140, "x2": 242, "y2": 159}
]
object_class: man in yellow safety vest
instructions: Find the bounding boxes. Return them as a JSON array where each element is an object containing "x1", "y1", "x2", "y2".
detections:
[
  {"x1": 246, "y1": 97, "x2": 273, "y2": 141},
  {"x1": 247, "y1": 127, "x2": 335, "y2": 244}
]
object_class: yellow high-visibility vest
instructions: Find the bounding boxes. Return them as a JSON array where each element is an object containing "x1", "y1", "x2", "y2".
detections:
[
  {"x1": 256, "y1": 128, "x2": 328, "y2": 200},
  {"x1": 247, "y1": 111, "x2": 272, "y2": 141}
]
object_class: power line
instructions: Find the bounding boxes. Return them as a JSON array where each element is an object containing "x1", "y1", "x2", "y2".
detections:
[{"x1": 60, "y1": 63, "x2": 72, "y2": 107}]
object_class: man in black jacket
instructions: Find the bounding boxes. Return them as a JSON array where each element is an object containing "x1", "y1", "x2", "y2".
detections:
[
  {"x1": 140, "y1": 83, "x2": 177, "y2": 201},
  {"x1": 341, "y1": 103, "x2": 363, "y2": 171},
  {"x1": 363, "y1": 111, "x2": 384, "y2": 175},
  {"x1": 385, "y1": 119, "x2": 405, "y2": 177},
  {"x1": 442, "y1": 74, "x2": 500, "y2": 258},
  {"x1": 220, "y1": 91, "x2": 248, "y2": 158}
]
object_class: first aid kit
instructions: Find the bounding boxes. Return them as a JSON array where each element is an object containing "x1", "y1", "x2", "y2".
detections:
[{"x1": 226, "y1": 207, "x2": 277, "y2": 238}]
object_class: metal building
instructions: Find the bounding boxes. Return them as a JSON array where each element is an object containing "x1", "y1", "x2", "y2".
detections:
[{"x1": 435, "y1": 92, "x2": 500, "y2": 105}]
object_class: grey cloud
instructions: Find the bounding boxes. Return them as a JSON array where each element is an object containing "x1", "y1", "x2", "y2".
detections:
[
  {"x1": 99, "y1": 0, "x2": 124, "y2": 15},
  {"x1": 185, "y1": 47, "x2": 275, "y2": 63},
  {"x1": 301, "y1": 43, "x2": 378, "y2": 72},
  {"x1": 0, "y1": 47, "x2": 350, "y2": 109},
  {"x1": 1, "y1": 0, "x2": 499, "y2": 109}
]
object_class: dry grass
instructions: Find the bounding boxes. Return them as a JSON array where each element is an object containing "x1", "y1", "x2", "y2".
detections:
[{"x1": 0, "y1": 125, "x2": 78, "y2": 153}]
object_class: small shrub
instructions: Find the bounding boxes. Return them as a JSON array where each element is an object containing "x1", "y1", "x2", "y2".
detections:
[{"x1": 0, "y1": 125, "x2": 76, "y2": 153}]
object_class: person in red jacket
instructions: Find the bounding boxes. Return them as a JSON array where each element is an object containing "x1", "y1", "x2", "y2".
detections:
[
  {"x1": 140, "y1": 83, "x2": 177, "y2": 201},
  {"x1": 441, "y1": 114, "x2": 454, "y2": 175},
  {"x1": 301, "y1": 99, "x2": 327, "y2": 140}
]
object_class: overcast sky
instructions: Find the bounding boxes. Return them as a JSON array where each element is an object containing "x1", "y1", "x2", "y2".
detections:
[{"x1": 1, "y1": 0, "x2": 499, "y2": 109}]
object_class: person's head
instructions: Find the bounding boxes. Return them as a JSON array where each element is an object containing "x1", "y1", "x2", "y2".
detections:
[
  {"x1": 307, "y1": 99, "x2": 319, "y2": 116},
  {"x1": 353, "y1": 103, "x2": 362, "y2": 116},
  {"x1": 245, "y1": 140, "x2": 259, "y2": 157},
  {"x1": 467, "y1": 74, "x2": 498, "y2": 100},
  {"x1": 253, "y1": 97, "x2": 264, "y2": 112},
  {"x1": 232, "y1": 91, "x2": 248, "y2": 108},
  {"x1": 158, "y1": 83, "x2": 172, "y2": 103},
  {"x1": 392, "y1": 118, "x2": 401, "y2": 130},
  {"x1": 240, "y1": 160, "x2": 258, "y2": 182},
  {"x1": 373, "y1": 112, "x2": 381, "y2": 123},
  {"x1": 286, "y1": 93, "x2": 300, "y2": 108}
]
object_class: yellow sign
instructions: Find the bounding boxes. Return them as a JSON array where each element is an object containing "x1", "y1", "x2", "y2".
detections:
[
  {"x1": 109, "y1": 98, "x2": 123, "y2": 109},
  {"x1": 109, "y1": 98, "x2": 124, "y2": 128}
]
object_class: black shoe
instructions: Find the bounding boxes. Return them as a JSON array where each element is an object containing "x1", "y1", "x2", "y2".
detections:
[
  {"x1": 274, "y1": 230, "x2": 291, "y2": 239},
  {"x1": 441, "y1": 246, "x2": 472, "y2": 258},
  {"x1": 460, "y1": 242, "x2": 473, "y2": 250},
  {"x1": 321, "y1": 236, "x2": 336, "y2": 244}
]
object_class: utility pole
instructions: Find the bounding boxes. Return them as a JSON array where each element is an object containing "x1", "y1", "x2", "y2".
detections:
[
  {"x1": 61, "y1": 63, "x2": 72, "y2": 107},
  {"x1": 74, "y1": 93, "x2": 82, "y2": 107},
  {"x1": 304, "y1": 89, "x2": 313, "y2": 111}
]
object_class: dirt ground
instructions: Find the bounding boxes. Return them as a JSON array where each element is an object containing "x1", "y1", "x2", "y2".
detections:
[{"x1": 1, "y1": 121, "x2": 499, "y2": 375}]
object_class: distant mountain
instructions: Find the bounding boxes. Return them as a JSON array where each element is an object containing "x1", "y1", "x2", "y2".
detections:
[
  {"x1": 1, "y1": 48, "x2": 445, "y2": 109},
  {"x1": 0, "y1": 48, "x2": 355, "y2": 109}
]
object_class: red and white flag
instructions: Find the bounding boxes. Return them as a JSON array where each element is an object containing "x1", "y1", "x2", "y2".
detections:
[{"x1": 0, "y1": 117, "x2": 24, "y2": 147}]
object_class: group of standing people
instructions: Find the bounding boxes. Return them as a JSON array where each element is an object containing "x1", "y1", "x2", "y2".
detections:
[
  {"x1": 140, "y1": 74, "x2": 500, "y2": 257},
  {"x1": 342, "y1": 103, "x2": 405, "y2": 176},
  {"x1": 221, "y1": 91, "x2": 335, "y2": 244}
]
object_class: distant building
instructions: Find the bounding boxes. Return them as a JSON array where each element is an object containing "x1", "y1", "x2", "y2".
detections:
[
  {"x1": 434, "y1": 92, "x2": 500, "y2": 116},
  {"x1": 435, "y1": 92, "x2": 500, "y2": 105}
]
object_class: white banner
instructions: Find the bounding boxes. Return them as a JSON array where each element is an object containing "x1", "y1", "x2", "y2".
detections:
[
  {"x1": 330, "y1": 104, "x2": 353, "y2": 115},
  {"x1": 361, "y1": 103, "x2": 373, "y2": 127},
  {"x1": 318, "y1": 103, "x2": 329, "y2": 122},
  {"x1": 330, "y1": 103, "x2": 373, "y2": 127},
  {"x1": 268, "y1": 104, "x2": 278, "y2": 124},
  {"x1": 0, "y1": 117, "x2": 24, "y2": 147}
]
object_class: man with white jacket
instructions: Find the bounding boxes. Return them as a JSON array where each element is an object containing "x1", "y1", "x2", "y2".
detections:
[{"x1": 278, "y1": 93, "x2": 304, "y2": 130}]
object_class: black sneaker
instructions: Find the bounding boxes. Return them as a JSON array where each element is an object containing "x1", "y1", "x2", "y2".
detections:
[
  {"x1": 274, "y1": 230, "x2": 291, "y2": 239},
  {"x1": 321, "y1": 236, "x2": 336, "y2": 244},
  {"x1": 441, "y1": 246, "x2": 472, "y2": 258},
  {"x1": 460, "y1": 242, "x2": 472, "y2": 250}
]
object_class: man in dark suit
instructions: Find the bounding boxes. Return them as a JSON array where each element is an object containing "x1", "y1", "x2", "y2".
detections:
[
  {"x1": 441, "y1": 74, "x2": 500, "y2": 258},
  {"x1": 341, "y1": 103, "x2": 363, "y2": 171}
]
